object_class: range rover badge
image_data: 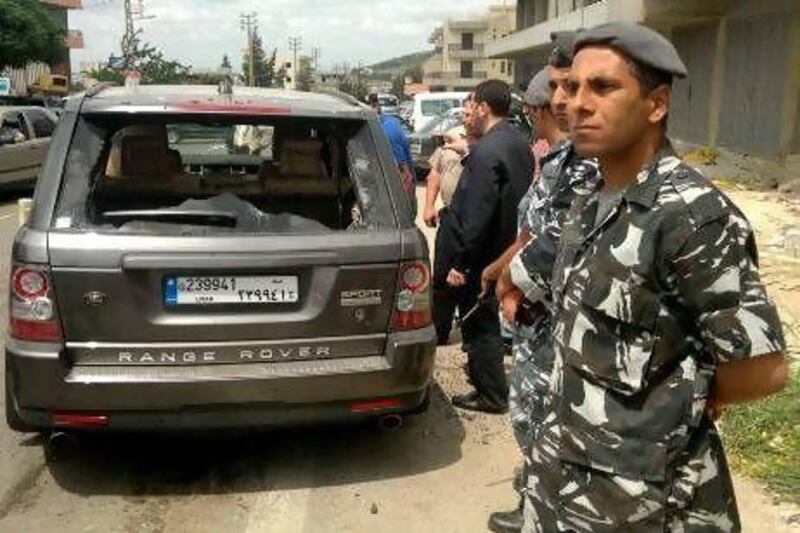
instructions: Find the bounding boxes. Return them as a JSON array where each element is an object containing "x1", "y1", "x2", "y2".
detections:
[{"x1": 83, "y1": 291, "x2": 109, "y2": 307}]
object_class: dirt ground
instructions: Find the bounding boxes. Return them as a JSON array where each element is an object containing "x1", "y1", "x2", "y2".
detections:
[
  {"x1": 0, "y1": 187, "x2": 797, "y2": 532},
  {"x1": 417, "y1": 184, "x2": 800, "y2": 532}
]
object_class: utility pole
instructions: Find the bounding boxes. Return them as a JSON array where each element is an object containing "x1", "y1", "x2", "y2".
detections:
[
  {"x1": 240, "y1": 12, "x2": 258, "y2": 87},
  {"x1": 311, "y1": 47, "x2": 321, "y2": 70},
  {"x1": 288, "y1": 36, "x2": 302, "y2": 89},
  {"x1": 122, "y1": 0, "x2": 154, "y2": 68}
]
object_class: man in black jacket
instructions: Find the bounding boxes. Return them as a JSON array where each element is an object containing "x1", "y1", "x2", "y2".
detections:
[{"x1": 440, "y1": 79, "x2": 533, "y2": 413}]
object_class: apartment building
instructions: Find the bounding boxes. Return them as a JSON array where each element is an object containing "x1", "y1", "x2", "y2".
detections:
[
  {"x1": 423, "y1": 5, "x2": 516, "y2": 92},
  {"x1": 486, "y1": 0, "x2": 800, "y2": 160},
  {"x1": 2, "y1": 0, "x2": 84, "y2": 95},
  {"x1": 40, "y1": 0, "x2": 84, "y2": 80}
]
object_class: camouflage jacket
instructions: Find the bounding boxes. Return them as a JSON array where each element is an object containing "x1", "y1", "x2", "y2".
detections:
[
  {"x1": 549, "y1": 144, "x2": 785, "y2": 488},
  {"x1": 511, "y1": 141, "x2": 598, "y2": 307}
]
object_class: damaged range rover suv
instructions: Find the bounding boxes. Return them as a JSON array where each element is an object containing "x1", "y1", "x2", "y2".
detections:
[{"x1": 6, "y1": 85, "x2": 435, "y2": 432}]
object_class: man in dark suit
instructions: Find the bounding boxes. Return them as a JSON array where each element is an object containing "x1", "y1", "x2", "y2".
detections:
[{"x1": 439, "y1": 79, "x2": 533, "y2": 413}]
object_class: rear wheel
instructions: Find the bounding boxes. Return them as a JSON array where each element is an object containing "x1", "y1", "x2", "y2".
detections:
[{"x1": 5, "y1": 375, "x2": 36, "y2": 432}]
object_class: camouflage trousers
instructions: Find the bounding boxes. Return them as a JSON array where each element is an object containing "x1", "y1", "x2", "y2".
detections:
[
  {"x1": 522, "y1": 407, "x2": 743, "y2": 532},
  {"x1": 508, "y1": 314, "x2": 555, "y2": 456}
]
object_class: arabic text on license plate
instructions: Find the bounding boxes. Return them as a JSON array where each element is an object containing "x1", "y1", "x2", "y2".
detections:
[{"x1": 165, "y1": 276, "x2": 299, "y2": 305}]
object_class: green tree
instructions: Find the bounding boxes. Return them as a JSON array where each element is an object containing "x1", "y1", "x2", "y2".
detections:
[
  {"x1": 391, "y1": 72, "x2": 405, "y2": 100},
  {"x1": 295, "y1": 56, "x2": 315, "y2": 92},
  {"x1": 264, "y1": 49, "x2": 282, "y2": 88},
  {"x1": 338, "y1": 68, "x2": 368, "y2": 102},
  {"x1": 241, "y1": 32, "x2": 281, "y2": 88},
  {"x1": 0, "y1": 0, "x2": 66, "y2": 70},
  {"x1": 408, "y1": 65, "x2": 423, "y2": 84},
  {"x1": 88, "y1": 30, "x2": 190, "y2": 85},
  {"x1": 274, "y1": 55, "x2": 287, "y2": 89}
]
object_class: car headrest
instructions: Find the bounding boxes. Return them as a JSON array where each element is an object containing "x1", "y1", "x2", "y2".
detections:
[
  {"x1": 106, "y1": 125, "x2": 178, "y2": 179},
  {"x1": 279, "y1": 139, "x2": 326, "y2": 178}
]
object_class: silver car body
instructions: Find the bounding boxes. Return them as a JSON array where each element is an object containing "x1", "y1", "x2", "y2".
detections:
[
  {"x1": 6, "y1": 86, "x2": 435, "y2": 432},
  {"x1": 0, "y1": 106, "x2": 58, "y2": 186}
]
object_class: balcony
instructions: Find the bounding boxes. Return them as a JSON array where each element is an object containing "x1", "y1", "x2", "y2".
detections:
[
  {"x1": 447, "y1": 44, "x2": 485, "y2": 57},
  {"x1": 448, "y1": 19, "x2": 489, "y2": 31},
  {"x1": 422, "y1": 71, "x2": 488, "y2": 87},
  {"x1": 39, "y1": 0, "x2": 82, "y2": 8},
  {"x1": 66, "y1": 29, "x2": 84, "y2": 49},
  {"x1": 486, "y1": 0, "x2": 611, "y2": 58}
]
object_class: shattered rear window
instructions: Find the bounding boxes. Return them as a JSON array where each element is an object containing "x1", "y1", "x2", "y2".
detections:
[{"x1": 53, "y1": 114, "x2": 396, "y2": 235}]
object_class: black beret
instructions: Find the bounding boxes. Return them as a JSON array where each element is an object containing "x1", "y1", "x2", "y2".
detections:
[
  {"x1": 549, "y1": 30, "x2": 577, "y2": 68},
  {"x1": 573, "y1": 22, "x2": 688, "y2": 78}
]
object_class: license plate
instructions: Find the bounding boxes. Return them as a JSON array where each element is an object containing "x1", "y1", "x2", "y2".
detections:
[{"x1": 164, "y1": 276, "x2": 299, "y2": 305}]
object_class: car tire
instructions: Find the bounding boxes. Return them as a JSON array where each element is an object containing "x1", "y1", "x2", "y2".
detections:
[{"x1": 5, "y1": 374, "x2": 36, "y2": 433}]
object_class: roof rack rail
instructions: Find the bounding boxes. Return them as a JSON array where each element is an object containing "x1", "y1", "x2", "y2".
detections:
[
  {"x1": 85, "y1": 81, "x2": 117, "y2": 98},
  {"x1": 316, "y1": 89, "x2": 364, "y2": 108}
]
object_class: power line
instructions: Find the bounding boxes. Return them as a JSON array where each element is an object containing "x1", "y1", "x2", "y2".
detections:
[
  {"x1": 122, "y1": 0, "x2": 155, "y2": 68},
  {"x1": 240, "y1": 12, "x2": 258, "y2": 87}
]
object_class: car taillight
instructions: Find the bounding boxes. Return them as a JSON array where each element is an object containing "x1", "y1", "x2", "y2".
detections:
[
  {"x1": 9, "y1": 264, "x2": 62, "y2": 343},
  {"x1": 392, "y1": 261, "x2": 432, "y2": 331}
]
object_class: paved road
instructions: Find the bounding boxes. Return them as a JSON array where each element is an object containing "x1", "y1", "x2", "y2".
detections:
[
  {"x1": 0, "y1": 191, "x2": 522, "y2": 533},
  {"x1": 0, "y1": 188, "x2": 796, "y2": 532}
]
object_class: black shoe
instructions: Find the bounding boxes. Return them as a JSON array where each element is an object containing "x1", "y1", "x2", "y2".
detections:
[
  {"x1": 451, "y1": 392, "x2": 508, "y2": 414},
  {"x1": 502, "y1": 341, "x2": 513, "y2": 357},
  {"x1": 488, "y1": 507, "x2": 523, "y2": 533}
]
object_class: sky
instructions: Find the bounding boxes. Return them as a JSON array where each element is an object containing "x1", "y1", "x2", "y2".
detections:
[{"x1": 71, "y1": 0, "x2": 508, "y2": 72}]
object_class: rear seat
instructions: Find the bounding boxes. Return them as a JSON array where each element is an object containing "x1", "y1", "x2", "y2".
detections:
[
  {"x1": 100, "y1": 128, "x2": 347, "y2": 200},
  {"x1": 261, "y1": 139, "x2": 339, "y2": 197}
]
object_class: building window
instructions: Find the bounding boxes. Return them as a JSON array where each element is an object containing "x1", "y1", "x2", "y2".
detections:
[
  {"x1": 500, "y1": 61, "x2": 506, "y2": 74},
  {"x1": 462, "y1": 32, "x2": 474, "y2": 50},
  {"x1": 461, "y1": 61, "x2": 473, "y2": 79}
]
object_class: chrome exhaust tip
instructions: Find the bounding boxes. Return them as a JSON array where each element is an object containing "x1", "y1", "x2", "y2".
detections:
[{"x1": 377, "y1": 414, "x2": 403, "y2": 431}]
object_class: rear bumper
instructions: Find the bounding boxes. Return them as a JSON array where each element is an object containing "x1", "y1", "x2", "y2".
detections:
[{"x1": 5, "y1": 327, "x2": 436, "y2": 431}]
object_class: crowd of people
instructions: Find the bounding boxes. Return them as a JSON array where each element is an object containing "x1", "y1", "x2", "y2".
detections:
[{"x1": 390, "y1": 21, "x2": 790, "y2": 533}]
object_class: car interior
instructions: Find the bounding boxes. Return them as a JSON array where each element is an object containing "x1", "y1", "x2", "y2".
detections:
[{"x1": 88, "y1": 120, "x2": 364, "y2": 232}]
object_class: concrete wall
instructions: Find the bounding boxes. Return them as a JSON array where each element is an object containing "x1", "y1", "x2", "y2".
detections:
[
  {"x1": 669, "y1": 23, "x2": 717, "y2": 145},
  {"x1": 718, "y1": 11, "x2": 792, "y2": 156}
]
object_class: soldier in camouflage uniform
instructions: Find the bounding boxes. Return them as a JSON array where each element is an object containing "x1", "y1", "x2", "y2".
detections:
[
  {"x1": 506, "y1": 23, "x2": 789, "y2": 532},
  {"x1": 487, "y1": 34, "x2": 599, "y2": 533}
]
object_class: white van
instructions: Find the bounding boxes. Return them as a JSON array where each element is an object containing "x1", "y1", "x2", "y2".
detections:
[{"x1": 411, "y1": 92, "x2": 469, "y2": 132}]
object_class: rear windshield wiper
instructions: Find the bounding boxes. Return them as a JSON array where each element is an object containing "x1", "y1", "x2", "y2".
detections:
[{"x1": 100, "y1": 210, "x2": 238, "y2": 228}]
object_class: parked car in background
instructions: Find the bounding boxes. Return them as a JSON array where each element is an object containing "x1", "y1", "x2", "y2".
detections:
[
  {"x1": 6, "y1": 85, "x2": 436, "y2": 433},
  {"x1": 411, "y1": 92, "x2": 469, "y2": 132},
  {"x1": 407, "y1": 93, "x2": 530, "y2": 179},
  {"x1": 408, "y1": 107, "x2": 464, "y2": 176},
  {"x1": 398, "y1": 100, "x2": 413, "y2": 123},
  {"x1": 0, "y1": 106, "x2": 59, "y2": 187},
  {"x1": 376, "y1": 93, "x2": 399, "y2": 115}
]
